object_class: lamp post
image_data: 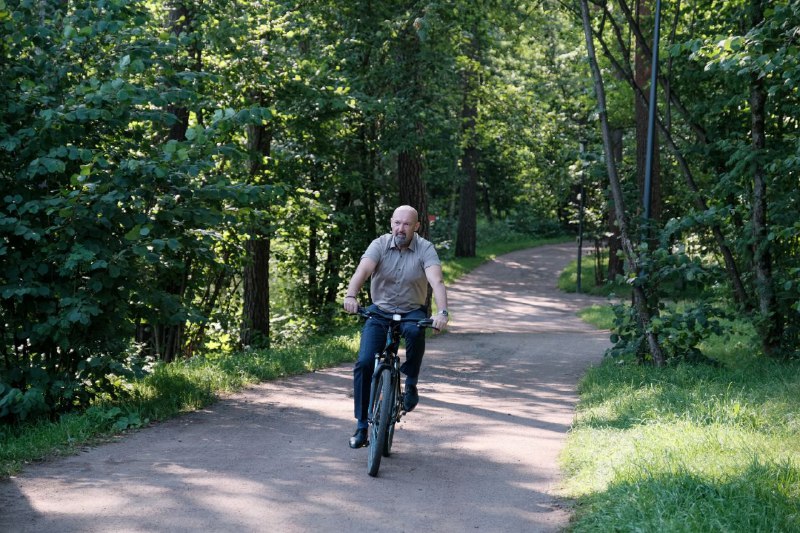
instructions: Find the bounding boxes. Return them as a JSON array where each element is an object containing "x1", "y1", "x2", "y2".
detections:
[
  {"x1": 577, "y1": 140, "x2": 587, "y2": 293},
  {"x1": 643, "y1": 0, "x2": 662, "y2": 224}
]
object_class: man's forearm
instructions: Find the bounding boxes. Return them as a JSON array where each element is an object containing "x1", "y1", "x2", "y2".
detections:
[{"x1": 431, "y1": 282, "x2": 448, "y2": 312}]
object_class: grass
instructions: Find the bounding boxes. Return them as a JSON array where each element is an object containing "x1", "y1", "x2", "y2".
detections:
[
  {"x1": 577, "y1": 304, "x2": 615, "y2": 330},
  {"x1": 562, "y1": 261, "x2": 800, "y2": 531},
  {"x1": 0, "y1": 230, "x2": 566, "y2": 478},
  {"x1": 561, "y1": 350, "x2": 800, "y2": 532},
  {"x1": 557, "y1": 249, "x2": 632, "y2": 298}
]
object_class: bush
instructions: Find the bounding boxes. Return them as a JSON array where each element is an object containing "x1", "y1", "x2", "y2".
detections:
[{"x1": 0, "y1": 352, "x2": 149, "y2": 423}]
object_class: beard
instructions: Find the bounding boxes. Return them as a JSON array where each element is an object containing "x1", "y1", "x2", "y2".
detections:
[{"x1": 393, "y1": 233, "x2": 412, "y2": 248}]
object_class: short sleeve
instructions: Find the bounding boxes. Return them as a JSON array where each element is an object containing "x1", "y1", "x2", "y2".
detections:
[
  {"x1": 420, "y1": 240, "x2": 441, "y2": 269},
  {"x1": 362, "y1": 236, "x2": 385, "y2": 263}
]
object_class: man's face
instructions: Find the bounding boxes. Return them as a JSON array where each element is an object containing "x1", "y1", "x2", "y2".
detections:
[{"x1": 391, "y1": 210, "x2": 419, "y2": 248}]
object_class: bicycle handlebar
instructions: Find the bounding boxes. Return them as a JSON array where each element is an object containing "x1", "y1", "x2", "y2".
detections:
[{"x1": 352, "y1": 307, "x2": 438, "y2": 330}]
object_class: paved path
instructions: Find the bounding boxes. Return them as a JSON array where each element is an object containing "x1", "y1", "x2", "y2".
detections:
[{"x1": 0, "y1": 243, "x2": 609, "y2": 532}]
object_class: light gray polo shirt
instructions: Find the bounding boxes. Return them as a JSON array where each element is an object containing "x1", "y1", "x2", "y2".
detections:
[{"x1": 363, "y1": 233, "x2": 441, "y2": 313}]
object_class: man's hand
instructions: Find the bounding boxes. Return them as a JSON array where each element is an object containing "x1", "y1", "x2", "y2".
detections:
[
  {"x1": 343, "y1": 296, "x2": 359, "y2": 314},
  {"x1": 431, "y1": 312, "x2": 448, "y2": 332}
]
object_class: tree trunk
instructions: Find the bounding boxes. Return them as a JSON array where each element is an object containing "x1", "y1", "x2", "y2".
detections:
[
  {"x1": 398, "y1": 150, "x2": 430, "y2": 239},
  {"x1": 580, "y1": 0, "x2": 666, "y2": 365},
  {"x1": 607, "y1": 128, "x2": 624, "y2": 280},
  {"x1": 481, "y1": 184, "x2": 493, "y2": 222},
  {"x1": 455, "y1": 31, "x2": 481, "y2": 258},
  {"x1": 241, "y1": 122, "x2": 272, "y2": 349},
  {"x1": 308, "y1": 215, "x2": 319, "y2": 311},
  {"x1": 749, "y1": 0, "x2": 782, "y2": 356},
  {"x1": 242, "y1": 237, "x2": 270, "y2": 348},
  {"x1": 455, "y1": 144, "x2": 478, "y2": 258},
  {"x1": 138, "y1": 0, "x2": 196, "y2": 361},
  {"x1": 167, "y1": 1, "x2": 191, "y2": 141}
]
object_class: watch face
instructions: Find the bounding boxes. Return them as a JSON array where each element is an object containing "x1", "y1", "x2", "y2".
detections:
[{"x1": 440, "y1": 310, "x2": 448, "y2": 316}]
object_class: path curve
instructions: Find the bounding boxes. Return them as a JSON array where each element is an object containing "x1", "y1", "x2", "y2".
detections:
[{"x1": 0, "y1": 242, "x2": 609, "y2": 532}]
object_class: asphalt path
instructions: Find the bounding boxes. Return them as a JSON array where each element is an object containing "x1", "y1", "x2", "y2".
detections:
[{"x1": 0, "y1": 242, "x2": 609, "y2": 532}]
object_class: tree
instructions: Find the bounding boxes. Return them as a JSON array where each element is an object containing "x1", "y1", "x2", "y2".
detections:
[
  {"x1": 579, "y1": 0, "x2": 667, "y2": 364},
  {"x1": 455, "y1": 27, "x2": 481, "y2": 258}
]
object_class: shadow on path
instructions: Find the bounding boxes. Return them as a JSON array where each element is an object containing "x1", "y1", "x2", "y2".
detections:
[{"x1": 0, "y1": 242, "x2": 609, "y2": 533}]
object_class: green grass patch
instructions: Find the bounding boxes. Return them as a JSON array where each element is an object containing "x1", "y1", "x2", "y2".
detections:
[
  {"x1": 577, "y1": 304, "x2": 615, "y2": 330},
  {"x1": 560, "y1": 340, "x2": 800, "y2": 532},
  {"x1": 557, "y1": 250, "x2": 632, "y2": 298},
  {"x1": 568, "y1": 289, "x2": 800, "y2": 531},
  {"x1": 1, "y1": 231, "x2": 556, "y2": 477}
]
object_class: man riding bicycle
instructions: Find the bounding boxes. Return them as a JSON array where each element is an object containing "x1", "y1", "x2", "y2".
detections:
[{"x1": 342, "y1": 205, "x2": 449, "y2": 449}]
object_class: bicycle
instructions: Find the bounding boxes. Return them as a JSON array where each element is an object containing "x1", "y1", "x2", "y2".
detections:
[{"x1": 354, "y1": 307, "x2": 436, "y2": 477}]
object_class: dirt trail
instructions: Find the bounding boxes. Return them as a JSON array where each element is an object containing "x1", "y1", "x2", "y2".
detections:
[{"x1": 0, "y1": 242, "x2": 609, "y2": 532}]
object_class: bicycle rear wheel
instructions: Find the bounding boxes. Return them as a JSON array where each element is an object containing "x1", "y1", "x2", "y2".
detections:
[{"x1": 367, "y1": 368, "x2": 393, "y2": 477}]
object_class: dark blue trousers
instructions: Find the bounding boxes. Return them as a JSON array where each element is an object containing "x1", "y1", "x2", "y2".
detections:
[{"x1": 353, "y1": 305, "x2": 427, "y2": 429}]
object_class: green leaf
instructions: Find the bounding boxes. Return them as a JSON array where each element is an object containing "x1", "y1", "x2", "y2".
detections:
[
  {"x1": 163, "y1": 140, "x2": 178, "y2": 154},
  {"x1": 124, "y1": 225, "x2": 142, "y2": 241}
]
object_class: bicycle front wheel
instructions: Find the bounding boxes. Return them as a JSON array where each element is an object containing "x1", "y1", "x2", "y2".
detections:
[
  {"x1": 367, "y1": 368, "x2": 393, "y2": 477},
  {"x1": 383, "y1": 379, "x2": 400, "y2": 457}
]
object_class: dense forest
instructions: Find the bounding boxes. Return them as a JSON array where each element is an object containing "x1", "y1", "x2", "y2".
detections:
[{"x1": 1, "y1": 0, "x2": 797, "y2": 422}]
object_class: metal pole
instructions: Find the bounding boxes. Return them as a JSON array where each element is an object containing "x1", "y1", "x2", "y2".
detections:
[
  {"x1": 577, "y1": 141, "x2": 586, "y2": 293},
  {"x1": 643, "y1": 0, "x2": 662, "y2": 222}
]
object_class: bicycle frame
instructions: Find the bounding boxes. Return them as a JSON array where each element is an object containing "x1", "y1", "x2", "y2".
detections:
[{"x1": 363, "y1": 310, "x2": 410, "y2": 419}]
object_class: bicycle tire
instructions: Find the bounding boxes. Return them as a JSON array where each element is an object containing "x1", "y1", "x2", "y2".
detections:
[
  {"x1": 383, "y1": 380, "x2": 400, "y2": 457},
  {"x1": 367, "y1": 368, "x2": 393, "y2": 477}
]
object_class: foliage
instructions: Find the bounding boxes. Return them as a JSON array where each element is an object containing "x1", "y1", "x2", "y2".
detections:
[
  {"x1": 2, "y1": 0, "x2": 798, "y2": 422},
  {"x1": 0, "y1": 0, "x2": 281, "y2": 421},
  {"x1": 570, "y1": 0, "x2": 800, "y2": 363},
  {"x1": 608, "y1": 300, "x2": 727, "y2": 364}
]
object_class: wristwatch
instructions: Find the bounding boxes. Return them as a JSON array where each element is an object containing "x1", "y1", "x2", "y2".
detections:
[{"x1": 439, "y1": 309, "x2": 449, "y2": 317}]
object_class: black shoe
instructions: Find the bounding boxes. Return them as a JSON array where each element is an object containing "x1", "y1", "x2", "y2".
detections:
[
  {"x1": 349, "y1": 428, "x2": 368, "y2": 449},
  {"x1": 404, "y1": 385, "x2": 419, "y2": 412}
]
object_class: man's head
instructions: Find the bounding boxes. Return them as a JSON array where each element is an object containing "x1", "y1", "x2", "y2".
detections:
[{"x1": 390, "y1": 205, "x2": 420, "y2": 249}]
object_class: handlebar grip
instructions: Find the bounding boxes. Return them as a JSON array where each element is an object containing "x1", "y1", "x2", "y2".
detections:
[{"x1": 417, "y1": 318, "x2": 439, "y2": 331}]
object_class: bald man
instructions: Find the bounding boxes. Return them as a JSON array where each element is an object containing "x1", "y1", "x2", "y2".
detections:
[{"x1": 343, "y1": 205, "x2": 449, "y2": 448}]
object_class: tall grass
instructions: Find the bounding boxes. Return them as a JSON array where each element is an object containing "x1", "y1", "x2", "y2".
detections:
[
  {"x1": 563, "y1": 309, "x2": 800, "y2": 531},
  {"x1": 1, "y1": 226, "x2": 564, "y2": 477}
]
